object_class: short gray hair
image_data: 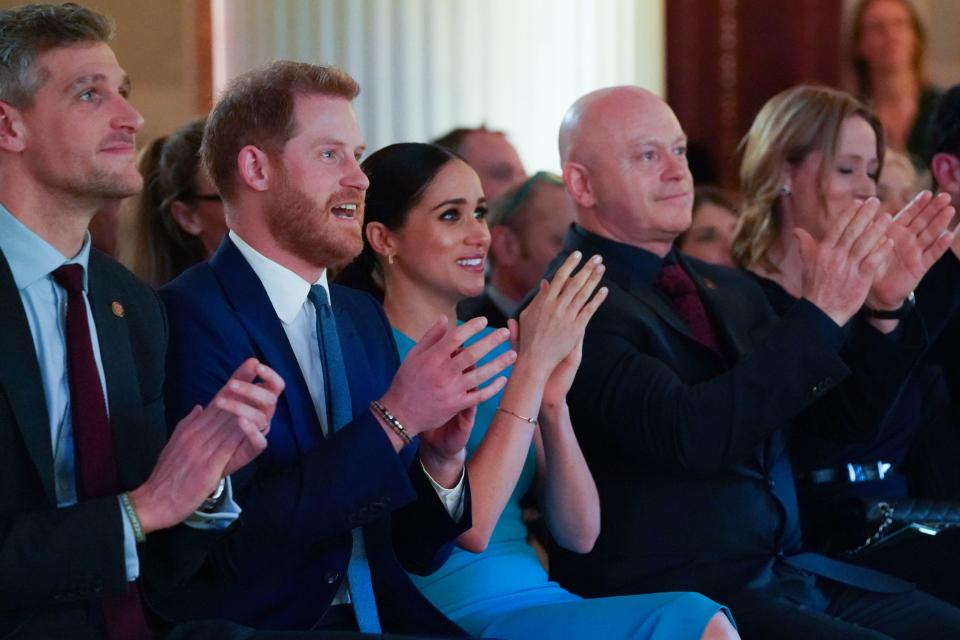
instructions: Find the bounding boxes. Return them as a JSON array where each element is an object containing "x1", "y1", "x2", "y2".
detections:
[{"x1": 0, "y1": 3, "x2": 113, "y2": 108}]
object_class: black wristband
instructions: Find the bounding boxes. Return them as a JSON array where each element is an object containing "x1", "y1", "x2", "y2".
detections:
[{"x1": 861, "y1": 292, "x2": 915, "y2": 320}]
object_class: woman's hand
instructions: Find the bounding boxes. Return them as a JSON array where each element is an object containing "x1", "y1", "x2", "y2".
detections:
[{"x1": 513, "y1": 251, "x2": 608, "y2": 384}]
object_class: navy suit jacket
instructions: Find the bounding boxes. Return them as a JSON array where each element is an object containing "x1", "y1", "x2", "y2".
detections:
[
  {"x1": 153, "y1": 238, "x2": 468, "y2": 635},
  {"x1": 547, "y1": 226, "x2": 917, "y2": 607}
]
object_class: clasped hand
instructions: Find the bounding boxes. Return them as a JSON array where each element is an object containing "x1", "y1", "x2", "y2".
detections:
[
  {"x1": 867, "y1": 190, "x2": 955, "y2": 311},
  {"x1": 130, "y1": 358, "x2": 284, "y2": 534}
]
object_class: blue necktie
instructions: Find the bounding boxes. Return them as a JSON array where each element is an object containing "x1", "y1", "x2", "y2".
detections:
[{"x1": 308, "y1": 285, "x2": 381, "y2": 633}]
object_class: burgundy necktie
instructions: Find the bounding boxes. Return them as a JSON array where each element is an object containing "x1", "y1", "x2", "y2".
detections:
[
  {"x1": 52, "y1": 264, "x2": 152, "y2": 640},
  {"x1": 656, "y1": 263, "x2": 722, "y2": 354}
]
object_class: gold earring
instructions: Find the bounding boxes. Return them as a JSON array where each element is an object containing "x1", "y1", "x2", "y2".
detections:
[{"x1": 388, "y1": 254, "x2": 395, "y2": 265}]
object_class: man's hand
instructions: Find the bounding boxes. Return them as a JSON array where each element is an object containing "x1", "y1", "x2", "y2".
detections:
[
  {"x1": 129, "y1": 358, "x2": 283, "y2": 534},
  {"x1": 218, "y1": 359, "x2": 285, "y2": 476},
  {"x1": 868, "y1": 191, "x2": 955, "y2": 311},
  {"x1": 418, "y1": 407, "x2": 475, "y2": 488},
  {"x1": 378, "y1": 317, "x2": 515, "y2": 441},
  {"x1": 798, "y1": 197, "x2": 894, "y2": 326}
]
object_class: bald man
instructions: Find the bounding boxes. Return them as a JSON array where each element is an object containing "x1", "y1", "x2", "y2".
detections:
[{"x1": 543, "y1": 87, "x2": 960, "y2": 639}]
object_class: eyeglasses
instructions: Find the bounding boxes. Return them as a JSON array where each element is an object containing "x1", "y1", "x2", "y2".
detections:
[{"x1": 490, "y1": 171, "x2": 564, "y2": 227}]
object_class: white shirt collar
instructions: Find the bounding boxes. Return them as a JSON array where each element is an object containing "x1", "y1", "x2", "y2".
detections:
[
  {"x1": 0, "y1": 202, "x2": 92, "y2": 292},
  {"x1": 229, "y1": 230, "x2": 328, "y2": 324}
]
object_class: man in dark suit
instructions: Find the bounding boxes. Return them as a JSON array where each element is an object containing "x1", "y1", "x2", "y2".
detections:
[
  {"x1": 0, "y1": 4, "x2": 285, "y2": 639},
  {"x1": 157, "y1": 61, "x2": 514, "y2": 636},
  {"x1": 458, "y1": 172, "x2": 575, "y2": 327},
  {"x1": 545, "y1": 86, "x2": 960, "y2": 638}
]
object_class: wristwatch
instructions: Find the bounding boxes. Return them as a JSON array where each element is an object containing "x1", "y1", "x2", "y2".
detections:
[
  {"x1": 199, "y1": 478, "x2": 226, "y2": 512},
  {"x1": 861, "y1": 291, "x2": 916, "y2": 320}
]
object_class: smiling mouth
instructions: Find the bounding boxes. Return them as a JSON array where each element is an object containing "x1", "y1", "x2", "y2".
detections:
[
  {"x1": 331, "y1": 203, "x2": 358, "y2": 219},
  {"x1": 456, "y1": 257, "x2": 485, "y2": 269}
]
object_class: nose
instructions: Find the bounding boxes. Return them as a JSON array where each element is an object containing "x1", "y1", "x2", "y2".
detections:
[
  {"x1": 856, "y1": 172, "x2": 878, "y2": 200},
  {"x1": 467, "y1": 214, "x2": 491, "y2": 250},
  {"x1": 662, "y1": 150, "x2": 689, "y2": 183},
  {"x1": 112, "y1": 93, "x2": 143, "y2": 134},
  {"x1": 343, "y1": 155, "x2": 370, "y2": 192}
]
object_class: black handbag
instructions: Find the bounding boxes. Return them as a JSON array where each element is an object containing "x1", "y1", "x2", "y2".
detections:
[{"x1": 843, "y1": 498, "x2": 960, "y2": 557}]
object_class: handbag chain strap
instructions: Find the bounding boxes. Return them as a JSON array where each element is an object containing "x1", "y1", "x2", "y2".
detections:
[{"x1": 845, "y1": 501, "x2": 895, "y2": 556}]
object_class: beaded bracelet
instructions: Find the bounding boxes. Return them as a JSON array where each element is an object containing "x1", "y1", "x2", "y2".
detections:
[
  {"x1": 119, "y1": 492, "x2": 146, "y2": 543},
  {"x1": 496, "y1": 407, "x2": 538, "y2": 426},
  {"x1": 371, "y1": 400, "x2": 412, "y2": 445}
]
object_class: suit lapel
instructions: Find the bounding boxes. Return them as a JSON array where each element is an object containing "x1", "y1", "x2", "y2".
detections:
[
  {"x1": 211, "y1": 239, "x2": 324, "y2": 451},
  {"x1": 0, "y1": 250, "x2": 55, "y2": 503},
  {"x1": 87, "y1": 252, "x2": 151, "y2": 489}
]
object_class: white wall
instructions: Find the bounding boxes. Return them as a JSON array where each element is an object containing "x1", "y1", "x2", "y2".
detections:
[{"x1": 212, "y1": 0, "x2": 665, "y2": 172}]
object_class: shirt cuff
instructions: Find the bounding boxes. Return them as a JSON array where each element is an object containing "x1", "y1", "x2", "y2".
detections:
[
  {"x1": 184, "y1": 476, "x2": 241, "y2": 530},
  {"x1": 118, "y1": 497, "x2": 140, "y2": 582},
  {"x1": 420, "y1": 460, "x2": 466, "y2": 521}
]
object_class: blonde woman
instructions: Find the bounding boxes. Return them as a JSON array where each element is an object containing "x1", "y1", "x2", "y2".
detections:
[{"x1": 735, "y1": 84, "x2": 960, "y2": 606}]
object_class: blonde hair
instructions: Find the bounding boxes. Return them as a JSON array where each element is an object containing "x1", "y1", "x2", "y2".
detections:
[{"x1": 733, "y1": 85, "x2": 885, "y2": 271}]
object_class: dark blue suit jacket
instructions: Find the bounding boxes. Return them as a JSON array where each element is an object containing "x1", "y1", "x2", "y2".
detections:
[
  {"x1": 547, "y1": 226, "x2": 916, "y2": 608},
  {"x1": 152, "y1": 238, "x2": 468, "y2": 635}
]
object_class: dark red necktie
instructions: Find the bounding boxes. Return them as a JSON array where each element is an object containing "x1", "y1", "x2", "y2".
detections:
[
  {"x1": 656, "y1": 263, "x2": 722, "y2": 354},
  {"x1": 52, "y1": 264, "x2": 152, "y2": 640}
]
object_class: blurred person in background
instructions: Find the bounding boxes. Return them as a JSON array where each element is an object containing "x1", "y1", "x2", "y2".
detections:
[
  {"x1": 458, "y1": 171, "x2": 576, "y2": 326},
  {"x1": 851, "y1": 0, "x2": 940, "y2": 165},
  {"x1": 877, "y1": 149, "x2": 923, "y2": 214},
  {"x1": 433, "y1": 126, "x2": 527, "y2": 201},
  {"x1": 120, "y1": 117, "x2": 226, "y2": 287},
  {"x1": 676, "y1": 187, "x2": 739, "y2": 267}
]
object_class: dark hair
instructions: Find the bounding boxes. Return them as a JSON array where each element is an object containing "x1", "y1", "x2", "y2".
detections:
[
  {"x1": 929, "y1": 85, "x2": 960, "y2": 159},
  {"x1": 202, "y1": 60, "x2": 359, "y2": 201},
  {"x1": 851, "y1": 0, "x2": 928, "y2": 99},
  {"x1": 336, "y1": 143, "x2": 460, "y2": 300},
  {"x1": 432, "y1": 125, "x2": 504, "y2": 155},
  {"x1": 120, "y1": 117, "x2": 210, "y2": 287},
  {"x1": 0, "y1": 2, "x2": 113, "y2": 108},
  {"x1": 487, "y1": 171, "x2": 564, "y2": 230}
]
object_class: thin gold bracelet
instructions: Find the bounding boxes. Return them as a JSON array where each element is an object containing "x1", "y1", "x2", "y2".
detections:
[{"x1": 496, "y1": 407, "x2": 538, "y2": 426}]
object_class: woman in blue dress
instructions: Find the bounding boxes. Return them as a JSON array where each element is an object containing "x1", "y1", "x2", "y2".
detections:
[{"x1": 338, "y1": 142, "x2": 738, "y2": 640}]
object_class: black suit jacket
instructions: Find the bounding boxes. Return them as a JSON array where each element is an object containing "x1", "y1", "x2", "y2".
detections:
[
  {"x1": 457, "y1": 290, "x2": 510, "y2": 327},
  {"x1": 0, "y1": 248, "x2": 200, "y2": 638},
  {"x1": 547, "y1": 226, "x2": 917, "y2": 606}
]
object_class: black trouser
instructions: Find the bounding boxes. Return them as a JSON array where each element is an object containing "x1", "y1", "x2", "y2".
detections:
[{"x1": 723, "y1": 579, "x2": 960, "y2": 639}]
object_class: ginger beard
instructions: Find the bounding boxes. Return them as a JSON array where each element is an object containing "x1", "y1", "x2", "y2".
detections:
[{"x1": 266, "y1": 168, "x2": 365, "y2": 270}]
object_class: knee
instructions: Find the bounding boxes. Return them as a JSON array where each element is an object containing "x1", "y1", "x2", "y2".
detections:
[{"x1": 700, "y1": 611, "x2": 740, "y2": 640}]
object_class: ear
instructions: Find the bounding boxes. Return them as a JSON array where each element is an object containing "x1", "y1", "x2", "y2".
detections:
[
  {"x1": 169, "y1": 200, "x2": 204, "y2": 237},
  {"x1": 489, "y1": 225, "x2": 520, "y2": 266},
  {"x1": 0, "y1": 101, "x2": 27, "y2": 153},
  {"x1": 365, "y1": 221, "x2": 396, "y2": 259},
  {"x1": 236, "y1": 145, "x2": 273, "y2": 192},
  {"x1": 931, "y1": 153, "x2": 960, "y2": 195},
  {"x1": 563, "y1": 162, "x2": 595, "y2": 209}
]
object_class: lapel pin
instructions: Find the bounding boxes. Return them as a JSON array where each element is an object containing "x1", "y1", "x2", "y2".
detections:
[
  {"x1": 111, "y1": 301, "x2": 124, "y2": 318},
  {"x1": 704, "y1": 278, "x2": 717, "y2": 289}
]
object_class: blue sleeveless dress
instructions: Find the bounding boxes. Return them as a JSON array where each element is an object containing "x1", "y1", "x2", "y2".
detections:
[{"x1": 394, "y1": 327, "x2": 732, "y2": 639}]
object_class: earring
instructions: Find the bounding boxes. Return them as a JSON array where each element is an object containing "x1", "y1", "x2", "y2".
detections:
[
  {"x1": 388, "y1": 254, "x2": 395, "y2": 265},
  {"x1": 780, "y1": 185, "x2": 792, "y2": 196}
]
